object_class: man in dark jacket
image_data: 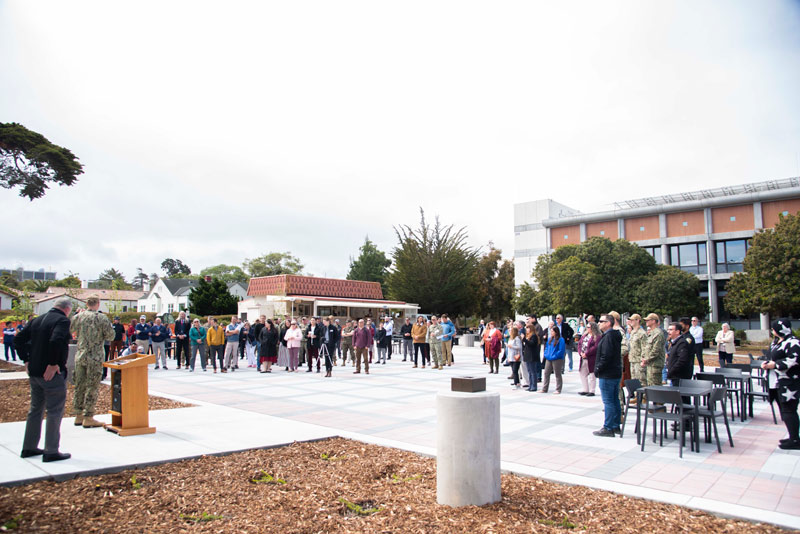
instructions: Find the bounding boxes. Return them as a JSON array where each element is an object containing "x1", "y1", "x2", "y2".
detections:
[
  {"x1": 321, "y1": 317, "x2": 339, "y2": 377},
  {"x1": 400, "y1": 318, "x2": 413, "y2": 362},
  {"x1": 666, "y1": 322, "x2": 694, "y2": 384},
  {"x1": 306, "y1": 317, "x2": 323, "y2": 373},
  {"x1": 173, "y1": 311, "x2": 192, "y2": 369},
  {"x1": 593, "y1": 314, "x2": 622, "y2": 437},
  {"x1": 14, "y1": 298, "x2": 73, "y2": 462}
]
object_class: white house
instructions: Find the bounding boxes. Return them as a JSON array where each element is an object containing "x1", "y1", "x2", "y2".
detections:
[
  {"x1": 137, "y1": 278, "x2": 246, "y2": 315},
  {"x1": 0, "y1": 288, "x2": 16, "y2": 310},
  {"x1": 137, "y1": 278, "x2": 199, "y2": 315},
  {"x1": 227, "y1": 281, "x2": 248, "y2": 301}
]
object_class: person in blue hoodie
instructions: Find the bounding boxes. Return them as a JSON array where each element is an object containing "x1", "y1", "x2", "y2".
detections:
[
  {"x1": 440, "y1": 314, "x2": 456, "y2": 366},
  {"x1": 541, "y1": 323, "x2": 566, "y2": 394}
]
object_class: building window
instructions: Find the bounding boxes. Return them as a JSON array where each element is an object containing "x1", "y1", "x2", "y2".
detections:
[
  {"x1": 715, "y1": 239, "x2": 749, "y2": 273},
  {"x1": 669, "y1": 242, "x2": 707, "y2": 274},
  {"x1": 167, "y1": 304, "x2": 174, "y2": 313},
  {"x1": 151, "y1": 304, "x2": 156, "y2": 312},
  {"x1": 564, "y1": 234, "x2": 568, "y2": 239},
  {"x1": 783, "y1": 210, "x2": 789, "y2": 216},
  {"x1": 682, "y1": 221, "x2": 688, "y2": 227},
  {"x1": 600, "y1": 230, "x2": 605, "y2": 236},
  {"x1": 639, "y1": 226, "x2": 645, "y2": 231},
  {"x1": 122, "y1": 306, "x2": 128, "y2": 312},
  {"x1": 642, "y1": 246, "x2": 662, "y2": 264},
  {"x1": 730, "y1": 216, "x2": 736, "y2": 222},
  {"x1": 179, "y1": 303, "x2": 186, "y2": 311}
]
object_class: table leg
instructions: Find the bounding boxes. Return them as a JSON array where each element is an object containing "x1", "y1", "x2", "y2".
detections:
[{"x1": 635, "y1": 391, "x2": 642, "y2": 445}]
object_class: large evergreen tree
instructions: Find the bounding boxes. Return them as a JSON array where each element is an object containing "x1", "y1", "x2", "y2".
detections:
[
  {"x1": 161, "y1": 258, "x2": 191, "y2": 277},
  {"x1": 346, "y1": 237, "x2": 391, "y2": 294},
  {"x1": 188, "y1": 277, "x2": 238, "y2": 316},
  {"x1": 725, "y1": 212, "x2": 800, "y2": 317},
  {"x1": 387, "y1": 209, "x2": 479, "y2": 316},
  {"x1": 474, "y1": 244, "x2": 514, "y2": 321},
  {"x1": 0, "y1": 122, "x2": 84, "y2": 200}
]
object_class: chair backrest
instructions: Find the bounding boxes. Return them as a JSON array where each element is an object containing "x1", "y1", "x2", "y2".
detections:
[
  {"x1": 708, "y1": 385, "x2": 728, "y2": 406},
  {"x1": 695, "y1": 372, "x2": 726, "y2": 386},
  {"x1": 624, "y1": 378, "x2": 642, "y2": 397},
  {"x1": 715, "y1": 367, "x2": 744, "y2": 376},
  {"x1": 727, "y1": 363, "x2": 751, "y2": 373},
  {"x1": 685, "y1": 379, "x2": 714, "y2": 390},
  {"x1": 644, "y1": 388, "x2": 682, "y2": 407},
  {"x1": 748, "y1": 353, "x2": 754, "y2": 362}
]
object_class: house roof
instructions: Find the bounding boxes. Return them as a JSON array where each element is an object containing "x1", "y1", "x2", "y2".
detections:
[
  {"x1": 160, "y1": 278, "x2": 199, "y2": 295},
  {"x1": 248, "y1": 275, "x2": 384, "y2": 300},
  {"x1": 173, "y1": 287, "x2": 194, "y2": 296},
  {"x1": 31, "y1": 287, "x2": 145, "y2": 303}
]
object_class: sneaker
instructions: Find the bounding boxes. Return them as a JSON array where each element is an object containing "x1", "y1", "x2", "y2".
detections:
[
  {"x1": 612, "y1": 428, "x2": 621, "y2": 435},
  {"x1": 593, "y1": 428, "x2": 615, "y2": 437},
  {"x1": 553, "y1": 391, "x2": 561, "y2": 395},
  {"x1": 189, "y1": 368, "x2": 194, "y2": 372}
]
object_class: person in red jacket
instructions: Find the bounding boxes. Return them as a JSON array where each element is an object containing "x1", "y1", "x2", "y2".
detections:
[{"x1": 482, "y1": 321, "x2": 503, "y2": 374}]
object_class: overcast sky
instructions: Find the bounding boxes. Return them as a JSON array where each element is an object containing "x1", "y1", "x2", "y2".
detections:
[{"x1": 1, "y1": 1, "x2": 799, "y2": 283}]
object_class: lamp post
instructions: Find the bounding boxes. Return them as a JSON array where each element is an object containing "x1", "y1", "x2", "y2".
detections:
[{"x1": 288, "y1": 297, "x2": 296, "y2": 320}]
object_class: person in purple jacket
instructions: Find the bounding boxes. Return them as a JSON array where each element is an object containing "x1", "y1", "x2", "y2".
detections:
[{"x1": 352, "y1": 318, "x2": 373, "y2": 375}]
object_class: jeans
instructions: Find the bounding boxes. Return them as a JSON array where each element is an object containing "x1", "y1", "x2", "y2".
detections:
[
  {"x1": 151, "y1": 341, "x2": 166, "y2": 367},
  {"x1": 525, "y1": 359, "x2": 540, "y2": 390},
  {"x1": 190, "y1": 344, "x2": 206, "y2": 370},
  {"x1": 208, "y1": 344, "x2": 224, "y2": 370},
  {"x1": 3, "y1": 341, "x2": 16, "y2": 361},
  {"x1": 598, "y1": 378, "x2": 621, "y2": 430},
  {"x1": 566, "y1": 347, "x2": 573, "y2": 371},
  {"x1": 510, "y1": 360, "x2": 521, "y2": 385},
  {"x1": 24, "y1": 372, "x2": 67, "y2": 454},
  {"x1": 402, "y1": 338, "x2": 413, "y2": 360},
  {"x1": 377, "y1": 345, "x2": 387, "y2": 363}
]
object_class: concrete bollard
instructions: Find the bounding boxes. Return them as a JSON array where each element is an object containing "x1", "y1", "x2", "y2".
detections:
[{"x1": 436, "y1": 377, "x2": 501, "y2": 507}]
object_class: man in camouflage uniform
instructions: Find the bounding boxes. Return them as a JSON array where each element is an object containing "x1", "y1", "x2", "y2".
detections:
[
  {"x1": 627, "y1": 314, "x2": 647, "y2": 384},
  {"x1": 427, "y1": 316, "x2": 444, "y2": 370},
  {"x1": 340, "y1": 319, "x2": 355, "y2": 365},
  {"x1": 641, "y1": 313, "x2": 666, "y2": 387},
  {"x1": 71, "y1": 296, "x2": 115, "y2": 428}
]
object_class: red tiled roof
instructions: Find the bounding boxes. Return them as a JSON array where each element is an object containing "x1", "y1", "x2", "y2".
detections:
[{"x1": 247, "y1": 275, "x2": 384, "y2": 300}]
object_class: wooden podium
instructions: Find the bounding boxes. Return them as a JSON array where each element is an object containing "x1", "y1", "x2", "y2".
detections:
[{"x1": 103, "y1": 353, "x2": 157, "y2": 436}]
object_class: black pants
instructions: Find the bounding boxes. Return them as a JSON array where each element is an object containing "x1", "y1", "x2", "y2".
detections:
[
  {"x1": 308, "y1": 345, "x2": 320, "y2": 371},
  {"x1": 718, "y1": 352, "x2": 732, "y2": 366},
  {"x1": 510, "y1": 360, "x2": 521, "y2": 385},
  {"x1": 413, "y1": 343, "x2": 428, "y2": 365},
  {"x1": 322, "y1": 342, "x2": 335, "y2": 372},
  {"x1": 779, "y1": 394, "x2": 799, "y2": 441},
  {"x1": 694, "y1": 343, "x2": 704, "y2": 372},
  {"x1": 175, "y1": 338, "x2": 190, "y2": 367}
]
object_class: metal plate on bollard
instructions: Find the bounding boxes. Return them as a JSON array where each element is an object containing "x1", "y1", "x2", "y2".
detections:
[{"x1": 451, "y1": 376, "x2": 486, "y2": 393}]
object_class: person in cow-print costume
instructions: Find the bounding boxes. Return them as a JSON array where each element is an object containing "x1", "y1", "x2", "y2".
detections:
[{"x1": 761, "y1": 318, "x2": 800, "y2": 450}]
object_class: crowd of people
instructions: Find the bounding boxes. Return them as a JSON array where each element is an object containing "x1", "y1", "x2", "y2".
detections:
[
  {"x1": 478, "y1": 311, "x2": 799, "y2": 449},
  {"x1": 8, "y1": 296, "x2": 799, "y2": 461},
  {"x1": 101, "y1": 312, "x2": 460, "y2": 378}
]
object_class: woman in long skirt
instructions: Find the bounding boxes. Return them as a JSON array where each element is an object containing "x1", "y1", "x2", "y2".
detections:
[
  {"x1": 277, "y1": 318, "x2": 290, "y2": 370},
  {"x1": 258, "y1": 319, "x2": 279, "y2": 373}
]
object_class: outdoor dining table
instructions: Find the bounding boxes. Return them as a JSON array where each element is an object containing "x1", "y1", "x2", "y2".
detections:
[
  {"x1": 634, "y1": 383, "x2": 713, "y2": 454},
  {"x1": 717, "y1": 370, "x2": 750, "y2": 422}
]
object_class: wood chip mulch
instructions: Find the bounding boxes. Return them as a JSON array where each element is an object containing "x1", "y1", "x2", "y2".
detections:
[
  {"x1": 0, "y1": 360, "x2": 24, "y2": 372},
  {"x1": 0, "y1": 379, "x2": 192, "y2": 423},
  {"x1": 0, "y1": 438, "x2": 791, "y2": 533}
]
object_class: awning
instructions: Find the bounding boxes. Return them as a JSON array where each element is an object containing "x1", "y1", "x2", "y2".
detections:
[{"x1": 312, "y1": 299, "x2": 419, "y2": 310}]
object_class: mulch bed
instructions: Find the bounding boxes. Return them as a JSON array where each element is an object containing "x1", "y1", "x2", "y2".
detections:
[
  {"x1": 0, "y1": 360, "x2": 24, "y2": 372},
  {"x1": 0, "y1": 438, "x2": 791, "y2": 533},
  {"x1": 0, "y1": 380, "x2": 192, "y2": 423}
]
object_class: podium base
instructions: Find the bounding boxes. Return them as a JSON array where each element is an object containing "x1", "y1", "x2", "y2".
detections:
[{"x1": 104, "y1": 424, "x2": 156, "y2": 437}]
